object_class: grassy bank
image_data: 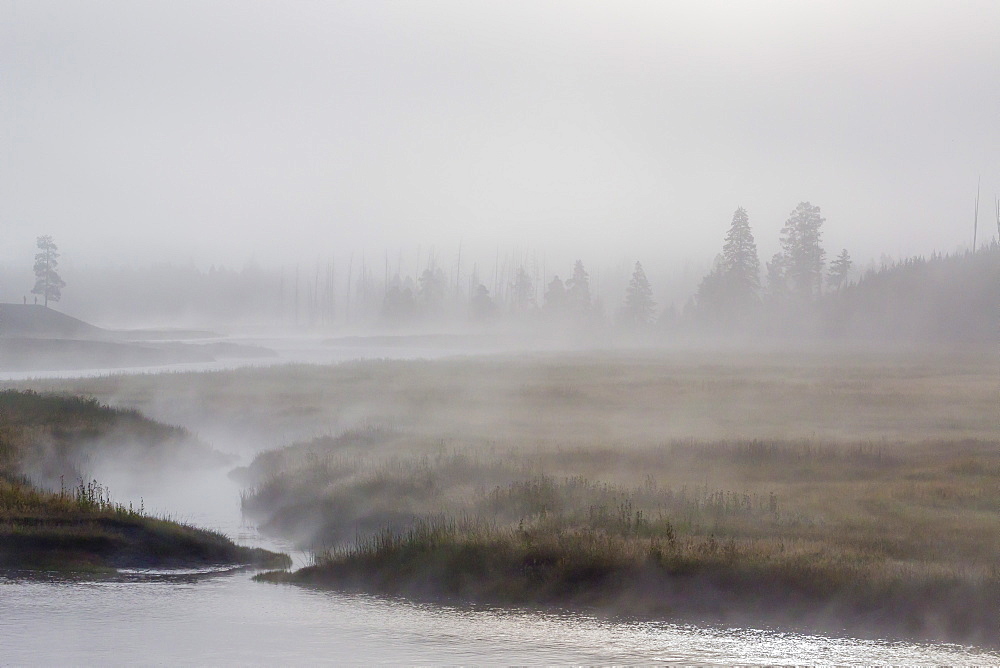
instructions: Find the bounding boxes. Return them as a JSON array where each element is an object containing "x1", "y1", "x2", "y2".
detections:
[
  {"x1": 248, "y1": 436, "x2": 1000, "y2": 645},
  {"x1": 0, "y1": 389, "x2": 230, "y2": 487},
  {"x1": 260, "y1": 516, "x2": 999, "y2": 647},
  {"x1": 1, "y1": 474, "x2": 288, "y2": 570},
  {"x1": 0, "y1": 391, "x2": 289, "y2": 571},
  {"x1": 12, "y1": 351, "x2": 999, "y2": 642}
]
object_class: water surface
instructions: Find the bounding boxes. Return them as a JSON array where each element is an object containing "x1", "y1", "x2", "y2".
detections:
[{"x1": 3, "y1": 570, "x2": 997, "y2": 665}]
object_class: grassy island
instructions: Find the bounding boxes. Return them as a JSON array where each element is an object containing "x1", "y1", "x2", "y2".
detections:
[{"x1": 259, "y1": 514, "x2": 999, "y2": 647}]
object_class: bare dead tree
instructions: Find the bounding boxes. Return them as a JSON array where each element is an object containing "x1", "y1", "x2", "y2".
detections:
[{"x1": 972, "y1": 177, "x2": 980, "y2": 252}]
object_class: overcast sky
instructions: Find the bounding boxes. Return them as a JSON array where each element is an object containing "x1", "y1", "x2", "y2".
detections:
[{"x1": 2, "y1": 0, "x2": 998, "y2": 274}]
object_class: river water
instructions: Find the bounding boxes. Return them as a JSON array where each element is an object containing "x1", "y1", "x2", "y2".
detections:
[
  {"x1": 4, "y1": 444, "x2": 998, "y2": 664},
  {"x1": 2, "y1": 348, "x2": 999, "y2": 664},
  {"x1": 6, "y1": 570, "x2": 999, "y2": 665}
]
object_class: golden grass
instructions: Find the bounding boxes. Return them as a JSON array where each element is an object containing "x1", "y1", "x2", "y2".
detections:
[
  {"x1": 11, "y1": 350, "x2": 1000, "y2": 641},
  {"x1": 0, "y1": 475, "x2": 290, "y2": 570},
  {"x1": 13, "y1": 349, "x2": 999, "y2": 448}
]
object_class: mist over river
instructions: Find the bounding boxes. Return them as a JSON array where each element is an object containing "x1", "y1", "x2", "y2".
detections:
[
  {"x1": 6, "y1": 0, "x2": 999, "y2": 660},
  {"x1": 2, "y1": 357, "x2": 998, "y2": 665}
]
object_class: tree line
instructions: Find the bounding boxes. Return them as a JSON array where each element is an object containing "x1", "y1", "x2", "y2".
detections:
[
  {"x1": 15, "y1": 202, "x2": 996, "y2": 346},
  {"x1": 5, "y1": 205, "x2": 851, "y2": 331},
  {"x1": 693, "y1": 202, "x2": 852, "y2": 328}
]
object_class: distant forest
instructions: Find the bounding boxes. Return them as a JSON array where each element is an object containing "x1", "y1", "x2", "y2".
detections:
[{"x1": 3, "y1": 205, "x2": 997, "y2": 346}]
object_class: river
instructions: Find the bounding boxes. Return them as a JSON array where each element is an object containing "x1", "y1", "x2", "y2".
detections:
[
  {"x1": 3, "y1": 436, "x2": 998, "y2": 664},
  {"x1": 2, "y1": 349, "x2": 999, "y2": 664},
  {"x1": 6, "y1": 569, "x2": 998, "y2": 665}
]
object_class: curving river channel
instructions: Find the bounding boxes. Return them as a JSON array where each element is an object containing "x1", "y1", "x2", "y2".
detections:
[
  {"x1": 2, "y1": 466, "x2": 999, "y2": 664},
  {"x1": 2, "y1": 350, "x2": 999, "y2": 664}
]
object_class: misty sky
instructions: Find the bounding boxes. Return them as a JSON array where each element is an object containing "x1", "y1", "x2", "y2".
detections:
[{"x1": 3, "y1": 0, "x2": 999, "y2": 274}]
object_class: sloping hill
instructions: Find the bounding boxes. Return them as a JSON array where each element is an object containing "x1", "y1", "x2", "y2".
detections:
[
  {"x1": 0, "y1": 303, "x2": 276, "y2": 371},
  {"x1": 0, "y1": 304, "x2": 108, "y2": 340}
]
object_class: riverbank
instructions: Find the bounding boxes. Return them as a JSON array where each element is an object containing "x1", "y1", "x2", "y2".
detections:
[
  {"x1": 0, "y1": 303, "x2": 276, "y2": 372},
  {"x1": 258, "y1": 517, "x2": 999, "y2": 647},
  {"x1": 1, "y1": 475, "x2": 288, "y2": 571},
  {"x1": 247, "y1": 434, "x2": 1000, "y2": 647},
  {"x1": 0, "y1": 390, "x2": 289, "y2": 572},
  {"x1": 215, "y1": 351, "x2": 1000, "y2": 648}
]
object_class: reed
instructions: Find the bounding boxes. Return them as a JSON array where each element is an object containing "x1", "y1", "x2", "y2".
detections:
[{"x1": 0, "y1": 391, "x2": 289, "y2": 571}]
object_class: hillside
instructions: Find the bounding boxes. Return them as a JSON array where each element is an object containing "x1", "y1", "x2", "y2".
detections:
[
  {"x1": 0, "y1": 303, "x2": 276, "y2": 372},
  {"x1": 0, "y1": 304, "x2": 107, "y2": 339}
]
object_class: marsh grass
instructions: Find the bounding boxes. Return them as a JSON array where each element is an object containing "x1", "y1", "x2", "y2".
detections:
[
  {"x1": 241, "y1": 432, "x2": 1000, "y2": 562},
  {"x1": 0, "y1": 476, "x2": 143, "y2": 517},
  {"x1": 0, "y1": 473, "x2": 290, "y2": 570},
  {"x1": 10, "y1": 352, "x2": 999, "y2": 641},
  {"x1": 0, "y1": 389, "x2": 228, "y2": 489},
  {"x1": 15, "y1": 349, "x2": 999, "y2": 449},
  {"x1": 263, "y1": 510, "x2": 1000, "y2": 646},
  {"x1": 247, "y1": 429, "x2": 1000, "y2": 645},
  {"x1": 0, "y1": 391, "x2": 289, "y2": 571}
]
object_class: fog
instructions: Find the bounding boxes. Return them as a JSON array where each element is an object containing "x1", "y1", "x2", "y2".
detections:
[
  {"x1": 10, "y1": 347, "x2": 1000, "y2": 649},
  {"x1": 3, "y1": 0, "x2": 999, "y2": 284},
  {"x1": 3, "y1": 2, "x2": 1000, "y2": 658}
]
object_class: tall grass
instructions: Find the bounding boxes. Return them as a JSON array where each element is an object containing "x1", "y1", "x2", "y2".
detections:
[
  {"x1": 0, "y1": 389, "x2": 226, "y2": 492},
  {"x1": 0, "y1": 390, "x2": 289, "y2": 570},
  {"x1": 1, "y1": 477, "x2": 137, "y2": 517},
  {"x1": 246, "y1": 424, "x2": 1000, "y2": 646}
]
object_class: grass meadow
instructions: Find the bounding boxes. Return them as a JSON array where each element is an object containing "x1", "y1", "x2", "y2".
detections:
[{"x1": 9, "y1": 348, "x2": 999, "y2": 642}]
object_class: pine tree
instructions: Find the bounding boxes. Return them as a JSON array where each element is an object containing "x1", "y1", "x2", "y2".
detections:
[
  {"x1": 694, "y1": 256, "x2": 726, "y2": 314},
  {"x1": 722, "y1": 206, "x2": 761, "y2": 297},
  {"x1": 828, "y1": 249, "x2": 853, "y2": 291},
  {"x1": 543, "y1": 276, "x2": 566, "y2": 314},
  {"x1": 696, "y1": 207, "x2": 762, "y2": 317},
  {"x1": 32, "y1": 235, "x2": 65, "y2": 308},
  {"x1": 622, "y1": 261, "x2": 655, "y2": 326},
  {"x1": 470, "y1": 284, "x2": 495, "y2": 321},
  {"x1": 778, "y1": 202, "x2": 826, "y2": 300},
  {"x1": 566, "y1": 260, "x2": 591, "y2": 315},
  {"x1": 510, "y1": 266, "x2": 535, "y2": 313},
  {"x1": 765, "y1": 252, "x2": 788, "y2": 298},
  {"x1": 417, "y1": 263, "x2": 448, "y2": 312},
  {"x1": 381, "y1": 275, "x2": 416, "y2": 325}
]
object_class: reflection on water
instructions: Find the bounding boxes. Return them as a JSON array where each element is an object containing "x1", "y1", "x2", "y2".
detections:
[{"x1": 1, "y1": 570, "x2": 997, "y2": 665}]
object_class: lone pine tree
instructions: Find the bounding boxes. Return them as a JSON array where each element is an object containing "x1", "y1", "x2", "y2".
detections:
[{"x1": 32, "y1": 235, "x2": 66, "y2": 308}]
